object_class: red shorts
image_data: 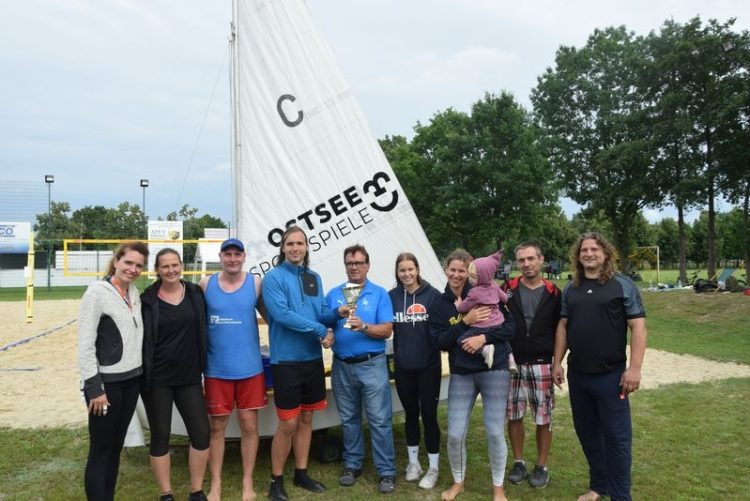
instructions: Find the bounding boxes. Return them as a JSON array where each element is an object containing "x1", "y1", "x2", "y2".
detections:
[{"x1": 204, "y1": 373, "x2": 268, "y2": 416}]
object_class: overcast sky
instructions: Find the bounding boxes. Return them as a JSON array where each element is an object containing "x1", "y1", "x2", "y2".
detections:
[{"x1": 1, "y1": 0, "x2": 747, "y2": 226}]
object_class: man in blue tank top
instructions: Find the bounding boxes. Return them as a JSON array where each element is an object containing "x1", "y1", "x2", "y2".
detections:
[{"x1": 199, "y1": 238, "x2": 266, "y2": 501}]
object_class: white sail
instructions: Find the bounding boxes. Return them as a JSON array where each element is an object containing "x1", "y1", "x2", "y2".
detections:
[{"x1": 231, "y1": 0, "x2": 444, "y2": 290}]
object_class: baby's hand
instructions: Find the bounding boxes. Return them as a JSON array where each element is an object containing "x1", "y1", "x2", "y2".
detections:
[{"x1": 454, "y1": 298, "x2": 462, "y2": 308}]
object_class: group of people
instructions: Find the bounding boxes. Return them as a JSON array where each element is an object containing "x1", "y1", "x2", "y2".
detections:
[{"x1": 78, "y1": 229, "x2": 647, "y2": 501}]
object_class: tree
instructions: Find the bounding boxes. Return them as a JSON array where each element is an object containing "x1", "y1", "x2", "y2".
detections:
[
  {"x1": 70, "y1": 206, "x2": 113, "y2": 240},
  {"x1": 687, "y1": 213, "x2": 705, "y2": 267},
  {"x1": 532, "y1": 26, "x2": 662, "y2": 269},
  {"x1": 569, "y1": 208, "x2": 614, "y2": 238},
  {"x1": 408, "y1": 108, "x2": 476, "y2": 255},
  {"x1": 468, "y1": 92, "x2": 557, "y2": 254},
  {"x1": 103, "y1": 202, "x2": 145, "y2": 239},
  {"x1": 713, "y1": 27, "x2": 750, "y2": 280},
  {"x1": 688, "y1": 211, "x2": 728, "y2": 268},
  {"x1": 720, "y1": 208, "x2": 747, "y2": 265},
  {"x1": 166, "y1": 204, "x2": 227, "y2": 240},
  {"x1": 166, "y1": 204, "x2": 199, "y2": 222},
  {"x1": 631, "y1": 212, "x2": 659, "y2": 249},
  {"x1": 644, "y1": 19, "x2": 707, "y2": 283},
  {"x1": 185, "y1": 214, "x2": 227, "y2": 241},
  {"x1": 722, "y1": 165, "x2": 750, "y2": 279},
  {"x1": 380, "y1": 134, "x2": 430, "y2": 235},
  {"x1": 654, "y1": 218, "x2": 686, "y2": 268},
  {"x1": 386, "y1": 92, "x2": 556, "y2": 257},
  {"x1": 671, "y1": 18, "x2": 748, "y2": 277},
  {"x1": 34, "y1": 202, "x2": 227, "y2": 248},
  {"x1": 505, "y1": 204, "x2": 576, "y2": 273},
  {"x1": 33, "y1": 201, "x2": 72, "y2": 251}
]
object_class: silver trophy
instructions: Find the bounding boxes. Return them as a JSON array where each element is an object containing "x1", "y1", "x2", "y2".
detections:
[{"x1": 341, "y1": 282, "x2": 364, "y2": 329}]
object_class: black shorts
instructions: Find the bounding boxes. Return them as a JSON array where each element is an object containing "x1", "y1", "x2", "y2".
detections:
[{"x1": 271, "y1": 358, "x2": 327, "y2": 419}]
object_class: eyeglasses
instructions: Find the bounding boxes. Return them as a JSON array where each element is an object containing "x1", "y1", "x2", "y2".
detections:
[{"x1": 345, "y1": 261, "x2": 367, "y2": 268}]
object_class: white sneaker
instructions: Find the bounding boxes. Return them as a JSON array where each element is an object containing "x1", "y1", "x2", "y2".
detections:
[
  {"x1": 483, "y1": 344, "x2": 495, "y2": 368},
  {"x1": 405, "y1": 462, "x2": 423, "y2": 482},
  {"x1": 418, "y1": 467, "x2": 439, "y2": 489}
]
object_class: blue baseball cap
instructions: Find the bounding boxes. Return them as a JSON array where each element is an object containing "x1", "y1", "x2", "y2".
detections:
[{"x1": 220, "y1": 238, "x2": 245, "y2": 252}]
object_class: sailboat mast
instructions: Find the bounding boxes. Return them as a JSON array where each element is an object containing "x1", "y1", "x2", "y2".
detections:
[{"x1": 229, "y1": 0, "x2": 240, "y2": 235}]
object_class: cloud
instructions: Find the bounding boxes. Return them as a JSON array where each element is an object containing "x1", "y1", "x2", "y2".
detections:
[
  {"x1": 364, "y1": 46, "x2": 520, "y2": 96},
  {"x1": 1, "y1": 0, "x2": 748, "y2": 223}
]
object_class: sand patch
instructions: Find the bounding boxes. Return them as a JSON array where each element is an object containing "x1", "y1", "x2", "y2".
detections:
[
  {"x1": 0, "y1": 300, "x2": 84, "y2": 428},
  {"x1": 1, "y1": 299, "x2": 749, "y2": 428}
]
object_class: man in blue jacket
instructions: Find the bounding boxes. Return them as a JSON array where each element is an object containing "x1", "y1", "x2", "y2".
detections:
[{"x1": 262, "y1": 227, "x2": 344, "y2": 501}]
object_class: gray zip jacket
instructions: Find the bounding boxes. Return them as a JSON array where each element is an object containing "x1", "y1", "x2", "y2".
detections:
[{"x1": 78, "y1": 279, "x2": 143, "y2": 399}]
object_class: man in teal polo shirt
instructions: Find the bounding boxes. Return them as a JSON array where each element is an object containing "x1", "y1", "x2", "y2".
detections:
[{"x1": 326, "y1": 244, "x2": 396, "y2": 494}]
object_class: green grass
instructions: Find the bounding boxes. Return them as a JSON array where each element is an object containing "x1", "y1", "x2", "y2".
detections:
[
  {"x1": 547, "y1": 268, "x2": 748, "y2": 287},
  {"x1": 0, "y1": 276, "x2": 155, "y2": 301},
  {"x1": 642, "y1": 290, "x2": 750, "y2": 365},
  {"x1": 1, "y1": 379, "x2": 749, "y2": 500},
  {"x1": 0, "y1": 286, "x2": 88, "y2": 301},
  {"x1": 635, "y1": 268, "x2": 747, "y2": 286}
]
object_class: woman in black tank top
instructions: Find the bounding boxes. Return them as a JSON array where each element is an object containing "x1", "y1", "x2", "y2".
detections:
[{"x1": 141, "y1": 248, "x2": 210, "y2": 501}]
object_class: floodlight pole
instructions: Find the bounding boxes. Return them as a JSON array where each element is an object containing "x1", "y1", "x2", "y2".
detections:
[
  {"x1": 44, "y1": 175, "x2": 54, "y2": 291},
  {"x1": 140, "y1": 179, "x2": 149, "y2": 219},
  {"x1": 140, "y1": 179, "x2": 149, "y2": 238}
]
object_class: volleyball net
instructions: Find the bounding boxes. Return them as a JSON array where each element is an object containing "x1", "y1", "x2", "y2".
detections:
[{"x1": 61, "y1": 239, "x2": 224, "y2": 278}]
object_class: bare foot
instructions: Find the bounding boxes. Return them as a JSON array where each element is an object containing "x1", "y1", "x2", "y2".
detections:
[
  {"x1": 577, "y1": 491, "x2": 601, "y2": 501},
  {"x1": 493, "y1": 485, "x2": 508, "y2": 501},
  {"x1": 242, "y1": 489, "x2": 257, "y2": 501},
  {"x1": 207, "y1": 489, "x2": 220, "y2": 501},
  {"x1": 441, "y1": 482, "x2": 464, "y2": 501}
]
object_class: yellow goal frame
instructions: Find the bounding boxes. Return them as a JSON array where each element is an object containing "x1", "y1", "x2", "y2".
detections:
[{"x1": 62, "y1": 239, "x2": 224, "y2": 277}]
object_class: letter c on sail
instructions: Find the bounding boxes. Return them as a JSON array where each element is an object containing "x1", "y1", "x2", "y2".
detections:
[{"x1": 277, "y1": 94, "x2": 303, "y2": 127}]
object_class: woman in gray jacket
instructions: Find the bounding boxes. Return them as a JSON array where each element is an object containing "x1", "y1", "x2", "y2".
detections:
[{"x1": 78, "y1": 241, "x2": 148, "y2": 500}]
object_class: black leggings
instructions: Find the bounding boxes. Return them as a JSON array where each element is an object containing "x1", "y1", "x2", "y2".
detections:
[
  {"x1": 85, "y1": 377, "x2": 140, "y2": 501},
  {"x1": 141, "y1": 382, "x2": 210, "y2": 456},
  {"x1": 394, "y1": 364, "x2": 442, "y2": 454}
]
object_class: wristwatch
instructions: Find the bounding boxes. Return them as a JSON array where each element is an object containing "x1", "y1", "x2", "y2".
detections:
[{"x1": 361, "y1": 323, "x2": 369, "y2": 333}]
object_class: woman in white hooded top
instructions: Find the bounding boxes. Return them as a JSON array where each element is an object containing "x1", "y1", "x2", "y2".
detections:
[{"x1": 78, "y1": 241, "x2": 148, "y2": 500}]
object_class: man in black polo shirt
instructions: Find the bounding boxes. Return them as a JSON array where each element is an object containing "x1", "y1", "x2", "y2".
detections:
[{"x1": 552, "y1": 232, "x2": 647, "y2": 501}]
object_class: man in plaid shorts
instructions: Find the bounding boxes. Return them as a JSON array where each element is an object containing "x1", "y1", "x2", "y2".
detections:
[{"x1": 502, "y1": 242, "x2": 561, "y2": 488}]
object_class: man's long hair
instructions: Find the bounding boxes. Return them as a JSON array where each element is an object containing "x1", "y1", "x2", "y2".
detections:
[
  {"x1": 569, "y1": 232, "x2": 617, "y2": 287},
  {"x1": 277, "y1": 226, "x2": 310, "y2": 268}
]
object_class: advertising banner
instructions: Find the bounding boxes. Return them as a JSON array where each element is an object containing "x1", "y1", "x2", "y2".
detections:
[
  {"x1": 0, "y1": 222, "x2": 31, "y2": 254},
  {"x1": 147, "y1": 221, "x2": 184, "y2": 275}
]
